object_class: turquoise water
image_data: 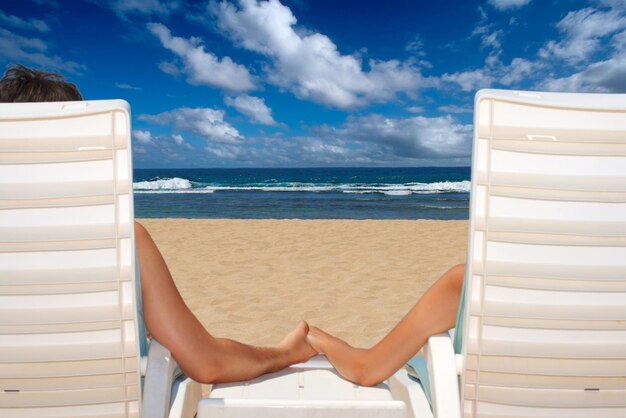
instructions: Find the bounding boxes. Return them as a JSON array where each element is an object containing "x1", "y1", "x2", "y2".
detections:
[{"x1": 133, "y1": 167, "x2": 470, "y2": 219}]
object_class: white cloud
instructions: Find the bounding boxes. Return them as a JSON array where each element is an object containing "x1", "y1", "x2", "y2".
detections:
[
  {"x1": 199, "y1": 134, "x2": 369, "y2": 165},
  {"x1": 131, "y1": 129, "x2": 196, "y2": 165},
  {"x1": 539, "y1": 54, "x2": 626, "y2": 92},
  {"x1": 472, "y1": 24, "x2": 503, "y2": 52},
  {"x1": 481, "y1": 29, "x2": 503, "y2": 51},
  {"x1": 0, "y1": 9, "x2": 50, "y2": 32},
  {"x1": 139, "y1": 107, "x2": 243, "y2": 144},
  {"x1": 488, "y1": 0, "x2": 532, "y2": 11},
  {"x1": 441, "y1": 68, "x2": 494, "y2": 91},
  {"x1": 539, "y1": 7, "x2": 626, "y2": 63},
  {"x1": 596, "y1": 0, "x2": 626, "y2": 11},
  {"x1": 133, "y1": 129, "x2": 154, "y2": 144},
  {"x1": 559, "y1": 7, "x2": 625, "y2": 40},
  {"x1": 133, "y1": 112, "x2": 473, "y2": 166},
  {"x1": 172, "y1": 133, "x2": 194, "y2": 149},
  {"x1": 0, "y1": 28, "x2": 85, "y2": 74},
  {"x1": 613, "y1": 29, "x2": 626, "y2": 52},
  {"x1": 302, "y1": 140, "x2": 348, "y2": 157},
  {"x1": 438, "y1": 105, "x2": 472, "y2": 113},
  {"x1": 440, "y1": 52, "x2": 548, "y2": 91},
  {"x1": 337, "y1": 114, "x2": 472, "y2": 159},
  {"x1": 498, "y1": 57, "x2": 540, "y2": 85},
  {"x1": 148, "y1": 22, "x2": 256, "y2": 92},
  {"x1": 441, "y1": 2, "x2": 626, "y2": 94},
  {"x1": 225, "y1": 95, "x2": 278, "y2": 126},
  {"x1": 115, "y1": 82, "x2": 141, "y2": 90},
  {"x1": 206, "y1": 144, "x2": 245, "y2": 159},
  {"x1": 438, "y1": 1, "x2": 626, "y2": 97},
  {"x1": 212, "y1": 0, "x2": 426, "y2": 109},
  {"x1": 172, "y1": 133, "x2": 184, "y2": 145},
  {"x1": 406, "y1": 105, "x2": 425, "y2": 113}
]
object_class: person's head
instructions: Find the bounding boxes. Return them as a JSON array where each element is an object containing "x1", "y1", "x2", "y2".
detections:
[{"x1": 0, "y1": 64, "x2": 82, "y2": 103}]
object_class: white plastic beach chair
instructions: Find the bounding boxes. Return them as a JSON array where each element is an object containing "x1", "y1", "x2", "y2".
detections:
[
  {"x1": 0, "y1": 100, "x2": 201, "y2": 418},
  {"x1": 421, "y1": 89, "x2": 626, "y2": 417}
]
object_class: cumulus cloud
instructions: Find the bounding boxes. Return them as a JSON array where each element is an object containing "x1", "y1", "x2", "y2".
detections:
[
  {"x1": 199, "y1": 135, "x2": 370, "y2": 165},
  {"x1": 135, "y1": 129, "x2": 194, "y2": 150},
  {"x1": 442, "y1": 0, "x2": 626, "y2": 95},
  {"x1": 172, "y1": 133, "x2": 194, "y2": 149},
  {"x1": 132, "y1": 131, "x2": 197, "y2": 165},
  {"x1": 211, "y1": 0, "x2": 426, "y2": 109},
  {"x1": 488, "y1": 0, "x2": 532, "y2": 11},
  {"x1": 134, "y1": 112, "x2": 473, "y2": 166},
  {"x1": 596, "y1": 0, "x2": 626, "y2": 10},
  {"x1": 481, "y1": 29, "x2": 503, "y2": 51},
  {"x1": 205, "y1": 143, "x2": 247, "y2": 159},
  {"x1": 0, "y1": 9, "x2": 50, "y2": 32},
  {"x1": 438, "y1": 104, "x2": 472, "y2": 113},
  {"x1": 148, "y1": 22, "x2": 256, "y2": 92},
  {"x1": 337, "y1": 114, "x2": 472, "y2": 160},
  {"x1": 539, "y1": 54, "x2": 626, "y2": 92},
  {"x1": 472, "y1": 23, "x2": 503, "y2": 53},
  {"x1": 225, "y1": 94, "x2": 278, "y2": 125},
  {"x1": 171, "y1": 133, "x2": 184, "y2": 145},
  {"x1": 441, "y1": 68, "x2": 495, "y2": 91},
  {"x1": 133, "y1": 129, "x2": 154, "y2": 144},
  {"x1": 139, "y1": 107, "x2": 243, "y2": 144},
  {"x1": 406, "y1": 105, "x2": 425, "y2": 113},
  {"x1": 0, "y1": 28, "x2": 85, "y2": 74},
  {"x1": 539, "y1": 7, "x2": 626, "y2": 63},
  {"x1": 498, "y1": 57, "x2": 540, "y2": 85}
]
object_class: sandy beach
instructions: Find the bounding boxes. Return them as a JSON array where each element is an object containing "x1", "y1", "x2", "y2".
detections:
[{"x1": 139, "y1": 219, "x2": 468, "y2": 348}]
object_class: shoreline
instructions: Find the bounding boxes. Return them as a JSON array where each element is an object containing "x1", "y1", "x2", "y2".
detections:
[{"x1": 138, "y1": 219, "x2": 468, "y2": 347}]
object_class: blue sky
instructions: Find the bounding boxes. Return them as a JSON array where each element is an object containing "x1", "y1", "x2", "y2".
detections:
[{"x1": 1, "y1": 0, "x2": 624, "y2": 168}]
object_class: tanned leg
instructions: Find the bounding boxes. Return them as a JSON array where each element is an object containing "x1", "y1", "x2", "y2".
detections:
[
  {"x1": 134, "y1": 221, "x2": 316, "y2": 383},
  {"x1": 307, "y1": 264, "x2": 464, "y2": 386}
]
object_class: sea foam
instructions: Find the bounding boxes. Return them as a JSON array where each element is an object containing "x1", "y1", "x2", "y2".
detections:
[
  {"x1": 133, "y1": 178, "x2": 470, "y2": 194},
  {"x1": 133, "y1": 177, "x2": 192, "y2": 190}
]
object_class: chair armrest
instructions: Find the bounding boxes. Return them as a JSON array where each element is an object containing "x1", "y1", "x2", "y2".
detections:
[
  {"x1": 141, "y1": 339, "x2": 178, "y2": 418},
  {"x1": 424, "y1": 332, "x2": 461, "y2": 418},
  {"x1": 388, "y1": 369, "x2": 433, "y2": 418}
]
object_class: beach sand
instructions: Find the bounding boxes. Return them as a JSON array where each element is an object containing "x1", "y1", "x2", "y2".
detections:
[{"x1": 138, "y1": 219, "x2": 468, "y2": 348}]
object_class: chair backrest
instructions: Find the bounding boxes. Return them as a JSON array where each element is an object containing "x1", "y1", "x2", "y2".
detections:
[
  {"x1": 460, "y1": 90, "x2": 626, "y2": 417},
  {"x1": 0, "y1": 101, "x2": 142, "y2": 417}
]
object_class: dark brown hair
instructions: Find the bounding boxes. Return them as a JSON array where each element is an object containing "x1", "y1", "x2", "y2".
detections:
[{"x1": 0, "y1": 64, "x2": 83, "y2": 102}]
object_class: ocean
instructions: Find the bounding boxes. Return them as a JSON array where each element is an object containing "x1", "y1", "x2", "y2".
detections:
[{"x1": 133, "y1": 167, "x2": 471, "y2": 219}]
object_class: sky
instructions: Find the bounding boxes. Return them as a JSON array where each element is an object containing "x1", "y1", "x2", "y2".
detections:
[{"x1": 1, "y1": 0, "x2": 625, "y2": 168}]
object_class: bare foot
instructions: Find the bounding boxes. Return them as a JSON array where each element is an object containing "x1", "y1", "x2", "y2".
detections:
[
  {"x1": 307, "y1": 326, "x2": 371, "y2": 385},
  {"x1": 279, "y1": 320, "x2": 317, "y2": 364},
  {"x1": 306, "y1": 325, "x2": 336, "y2": 353}
]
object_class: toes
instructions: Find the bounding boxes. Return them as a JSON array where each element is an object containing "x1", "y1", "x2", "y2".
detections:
[
  {"x1": 308, "y1": 325, "x2": 321, "y2": 335},
  {"x1": 299, "y1": 320, "x2": 309, "y2": 333}
]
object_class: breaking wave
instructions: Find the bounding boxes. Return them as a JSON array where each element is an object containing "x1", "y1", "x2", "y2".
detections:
[{"x1": 133, "y1": 178, "x2": 470, "y2": 195}]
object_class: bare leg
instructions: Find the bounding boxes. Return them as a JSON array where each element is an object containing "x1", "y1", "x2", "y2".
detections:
[
  {"x1": 135, "y1": 221, "x2": 316, "y2": 383},
  {"x1": 307, "y1": 264, "x2": 464, "y2": 386}
]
